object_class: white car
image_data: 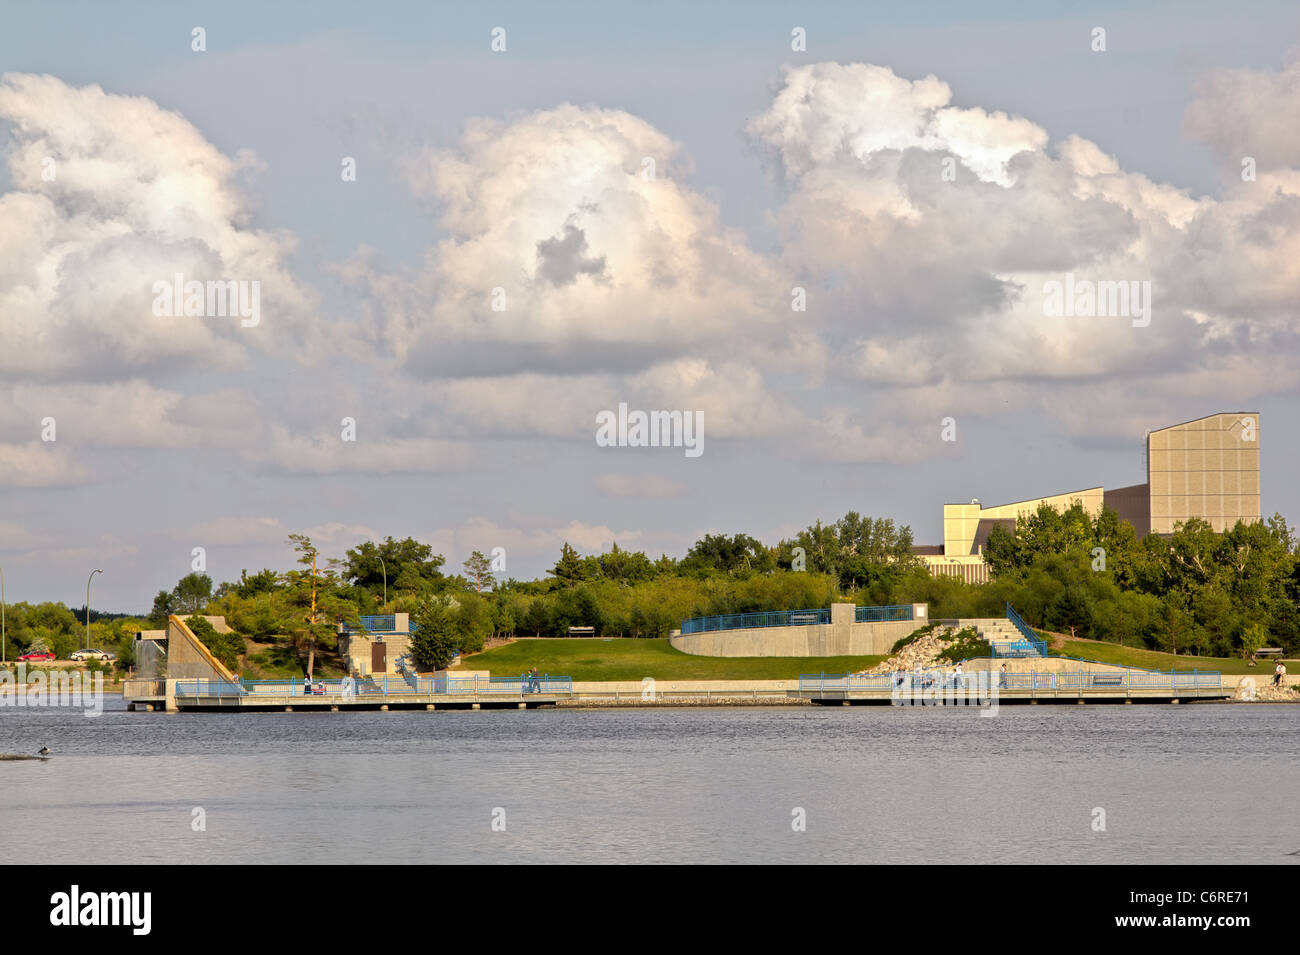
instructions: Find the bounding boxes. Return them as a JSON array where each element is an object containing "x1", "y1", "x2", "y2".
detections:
[{"x1": 70, "y1": 649, "x2": 117, "y2": 663}]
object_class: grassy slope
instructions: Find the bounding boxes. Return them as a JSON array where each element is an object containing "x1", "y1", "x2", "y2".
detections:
[
  {"x1": 239, "y1": 636, "x2": 348, "y2": 679},
  {"x1": 1043, "y1": 631, "x2": 1295, "y2": 674},
  {"x1": 452, "y1": 637, "x2": 885, "y2": 681}
]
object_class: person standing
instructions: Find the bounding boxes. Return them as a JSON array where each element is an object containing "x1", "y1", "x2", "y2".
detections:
[
  {"x1": 303, "y1": 674, "x2": 312, "y2": 696},
  {"x1": 1275, "y1": 661, "x2": 1287, "y2": 687},
  {"x1": 999, "y1": 662, "x2": 1008, "y2": 689}
]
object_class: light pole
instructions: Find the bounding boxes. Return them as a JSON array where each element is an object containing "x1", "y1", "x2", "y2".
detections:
[
  {"x1": 1, "y1": 565, "x2": 6, "y2": 664},
  {"x1": 378, "y1": 555, "x2": 387, "y2": 610},
  {"x1": 85, "y1": 568, "x2": 103, "y2": 650}
]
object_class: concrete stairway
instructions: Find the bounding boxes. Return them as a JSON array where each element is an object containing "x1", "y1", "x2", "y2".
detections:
[{"x1": 950, "y1": 618, "x2": 1045, "y2": 656}]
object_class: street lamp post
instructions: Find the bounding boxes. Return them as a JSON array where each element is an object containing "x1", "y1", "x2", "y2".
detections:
[
  {"x1": 1, "y1": 565, "x2": 6, "y2": 664},
  {"x1": 378, "y1": 556, "x2": 387, "y2": 610},
  {"x1": 85, "y1": 568, "x2": 103, "y2": 650}
]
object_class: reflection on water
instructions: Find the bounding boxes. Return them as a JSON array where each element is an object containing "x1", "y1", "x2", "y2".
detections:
[{"x1": 1, "y1": 699, "x2": 1296, "y2": 864}]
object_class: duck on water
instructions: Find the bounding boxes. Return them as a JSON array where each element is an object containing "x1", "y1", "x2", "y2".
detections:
[{"x1": 0, "y1": 746, "x2": 50, "y2": 761}]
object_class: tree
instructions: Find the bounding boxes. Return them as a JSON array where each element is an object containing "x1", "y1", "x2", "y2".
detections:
[
  {"x1": 147, "y1": 574, "x2": 212, "y2": 626},
  {"x1": 553, "y1": 542, "x2": 585, "y2": 585},
  {"x1": 148, "y1": 590, "x2": 175, "y2": 627},
  {"x1": 1154, "y1": 593, "x2": 1194, "y2": 655},
  {"x1": 681, "y1": 533, "x2": 773, "y2": 575},
  {"x1": 1239, "y1": 622, "x2": 1269, "y2": 663},
  {"x1": 521, "y1": 599, "x2": 551, "y2": 637},
  {"x1": 171, "y1": 573, "x2": 213, "y2": 614},
  {"x1": 227, "y1": 569, "x2": 281, "y2": 599},
  {"x1": 598, "y1": 542, "x2": 655, "y2": 583},
  {"x1": 344, "y1": 537, "x2": 446, "y2": 600},
  {"x1": 285, "y1": 534, "x2": 329, "y2": 678},
  {"x1": 1046, "y1": 584, "x2": 1093, "y2": 638},
  {"x1": 463, "y1": 551, "x2": 496, "y2": 593},
  {"x1": 409, "y1": 596, "x2": 462, "y2": 671},
  {"x1": 983, "y1": 523, "x2": 1023, "y2": 576}
]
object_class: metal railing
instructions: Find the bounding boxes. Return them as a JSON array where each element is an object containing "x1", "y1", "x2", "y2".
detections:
[
  {"x1": 174, "y1": 679, "x2": 246, "y2": 698},
  {"x1": 680, "y1": 608, "x2": 830, "y2": 634},
  {"x1": 340, "y1": 615, "x2": 396, "y2": 634},
  {"x1": 855, "y1": 604, "x2": 914, "y2": 623},
  {"x1": 174, "y1": 675, "x2": 574, "y2": 700},
  {"x1": 798, "y1": 668, "x2": 1222, "y2": 694},
  {"x1": 1003, "y1": 603, "x2": 1048, "y2": 657},
  {"x1": 991, "y1": 640, "x2": 1045, "y2": 658},
  {"x1": 121, "y1": 679, "x2": 166, "y2": 698}
]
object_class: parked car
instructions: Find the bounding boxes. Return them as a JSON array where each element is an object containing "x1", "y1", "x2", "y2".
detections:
[
  {"x1": 17, "y1": 650, "x2": 55, "y2": 662},
  {"x1": 70, "y1": 649, "x2": 117, "y2": 663}
]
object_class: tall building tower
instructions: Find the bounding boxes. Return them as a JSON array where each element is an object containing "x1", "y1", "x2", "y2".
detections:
[{"x1": 1146, "y1": 412, "x2": 1260, "y2": 534}]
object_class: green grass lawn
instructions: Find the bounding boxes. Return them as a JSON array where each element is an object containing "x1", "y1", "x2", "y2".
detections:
[
  {"x1": 1044, "y1": 632, "x2": 1295, "y2": 675},
  {"x1": 452, "y1": 638, "x2": 886, "y2": 681}
]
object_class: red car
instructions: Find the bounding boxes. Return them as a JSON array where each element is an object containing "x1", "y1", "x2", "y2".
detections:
[{"x1": 18, "y1": 651, "x2": 55, "y2": 662}]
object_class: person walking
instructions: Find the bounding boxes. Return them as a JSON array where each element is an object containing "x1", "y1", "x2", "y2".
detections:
[
  {"x1": 303, "y1": 674, "x2": 312, "y2": 696},
  {"x1": 999, "y1": 662, "x2": 1008, "y2": 689},
  {"x1": 529, "y1": 666, "x2": 541, "y2": 693}
]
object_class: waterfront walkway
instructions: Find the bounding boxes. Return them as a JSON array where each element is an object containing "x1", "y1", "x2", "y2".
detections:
[
  {"x1": 126, "y1": 675, "x2": 573, "y2": 711},
  {"x1": 796, "y1": 668, "x2": 1230, "y2": 704}
]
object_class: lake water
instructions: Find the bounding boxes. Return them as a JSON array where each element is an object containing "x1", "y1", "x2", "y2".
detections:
[{"x1": 2, "y1": 698, "x2": 1296, "y2": 864}]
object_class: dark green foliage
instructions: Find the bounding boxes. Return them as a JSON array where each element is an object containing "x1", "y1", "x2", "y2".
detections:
[
  {"x1": 982, "y1": 507, "x2": 1299, "y2": 656},
  {"x1": 681, "y1": 533, "x2": 774, "y2": 576},
  {"x1": 935, "y1": 627, "x2": 990, "y2": 664},
  {"x1": 409, "y1": 597, "x2": 462, "y2": 671},
  {"x1": 892, "y1": 622, "x2": 937, "y2": 654},
  {"x1": 185, "y1": 615, "x2": 244, "y2": 672},
  {"x1": 344, "y1": 537, "x2": 445, "y2": 601}
]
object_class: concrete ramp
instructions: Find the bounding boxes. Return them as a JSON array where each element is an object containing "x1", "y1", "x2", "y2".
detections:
[
  {"x1": 166, "y1": 615, "x2": 237, "y2": 683},
  {"x1": 198, "y1": 615, "x2": 234, "y2": 634}
]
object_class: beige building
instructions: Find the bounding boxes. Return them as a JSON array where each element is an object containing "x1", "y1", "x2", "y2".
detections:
[
  {"x1": 919, "y1": 412, "x2": 1261, "y2": 580},
  {"x1": 338, "y1": 613, "x2": 413, "y2": 676},
  {"x1": 1145, "y1": 413, "x2": 1261, "y2": 534}
]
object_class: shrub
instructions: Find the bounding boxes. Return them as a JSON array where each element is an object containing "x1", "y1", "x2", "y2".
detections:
[
  {"x1": 935, "y1": 626, "x2": 991, "y2": 664},
  {"x1": 892, "y1": 622, "x2": 937, "y2": 654},
  {"x1": 185, "y1": 615, "x2": 244, "y2": 672}
]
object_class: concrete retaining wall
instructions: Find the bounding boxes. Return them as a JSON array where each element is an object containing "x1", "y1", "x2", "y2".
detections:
[
  {"x1": 669, "y1": 603, "x2": 927, "y2": 657},
  {"x1": 165, "y1": 616, "x2": 235, "y2": 682},
  {"x1": 573, "y1": 679, "x2": 798, "y2": 695}
]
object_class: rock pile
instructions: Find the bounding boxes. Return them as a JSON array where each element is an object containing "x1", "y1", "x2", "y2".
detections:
[
  {"x1": 1237, "y1": 682, "x2": 1299, "y2": 702},
  {"x1": 857, "y1": 626, "x2": 960, "y2": 675}
]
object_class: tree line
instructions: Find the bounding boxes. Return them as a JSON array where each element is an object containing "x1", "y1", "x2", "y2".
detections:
[{"x1": 5, "y1": 505, "x2": 1296, "y2": 673}]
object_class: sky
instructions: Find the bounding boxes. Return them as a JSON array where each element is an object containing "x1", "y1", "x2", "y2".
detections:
[{"x1": 1, "y1": 0, "x2": 1298, "y2": 612}]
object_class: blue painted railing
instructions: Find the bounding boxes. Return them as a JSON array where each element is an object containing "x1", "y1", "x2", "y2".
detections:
[
  {"x1": 680, "y1": 608, "x2": 830, "y2": 634},
  {"x1": 340, "y1": 615, "x2": 397, "y2": 634},
  {"x1": 175, "y1": 675, "x2": 574, "y2": 699},
  {"x1": 798, "y1": 668, "x2": 1221, "y2": 693},
  {"x1": 680, "y1": 603, "x2": 914, "y2": 634},
  {"x1": 174, "y1": 679, "x2": 245, "y2": 698},
  {"x1": 1004, "y1": 603, "x2": 1048, "y2": 657},
  {"x1": 991, "y1": 641, "x2": 1043, "y2": 658},
  {"x1": 855, "y1": 604, "x2": 914, "y2": 623}
]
